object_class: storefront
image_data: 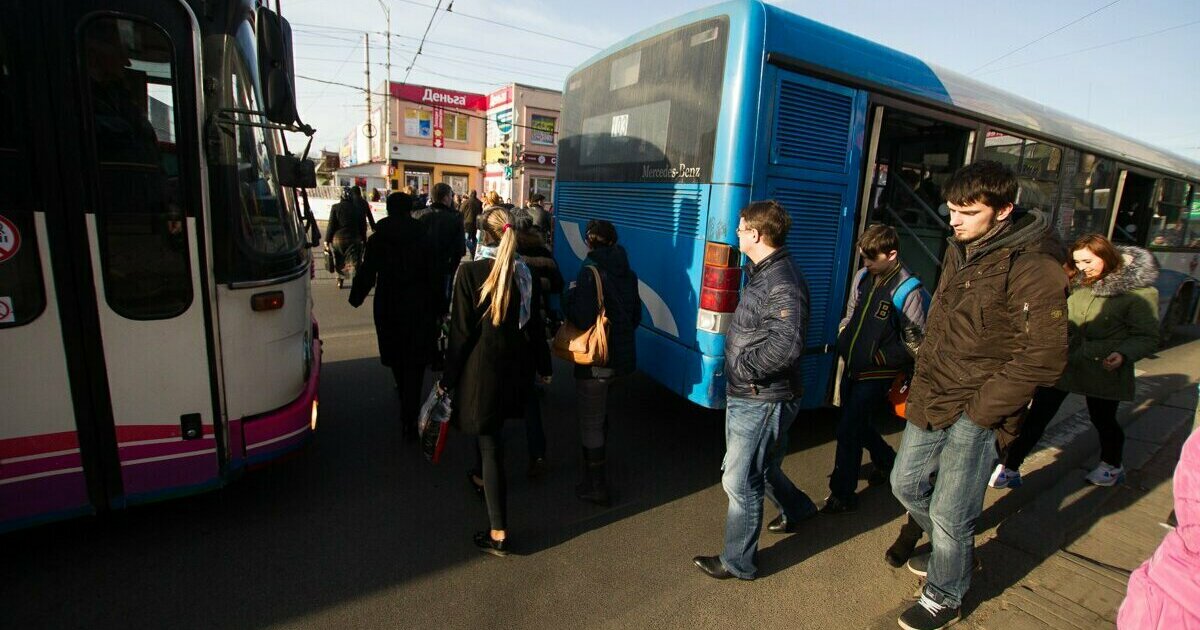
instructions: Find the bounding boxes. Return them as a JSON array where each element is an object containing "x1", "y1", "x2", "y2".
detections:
[{"x1": 386, "y1": 83, "x2": 487, "y2": 195}]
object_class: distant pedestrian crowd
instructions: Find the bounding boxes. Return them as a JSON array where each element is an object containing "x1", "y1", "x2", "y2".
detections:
[{"x1": 338, "y1": 162, "x2": 1173, "y2": 630}]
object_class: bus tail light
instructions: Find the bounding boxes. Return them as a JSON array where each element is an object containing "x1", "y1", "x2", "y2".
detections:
[
  {"x1": 251, "y1": 291, "x2": 285, "y2": 311},
  {"x1": 698, "y1": 241, "x2": 741, "y2": 333}
]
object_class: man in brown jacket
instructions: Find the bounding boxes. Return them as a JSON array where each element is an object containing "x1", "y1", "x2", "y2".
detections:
[{"x1": 891, "y1": 161, "x2": 1068, "y2": 630}]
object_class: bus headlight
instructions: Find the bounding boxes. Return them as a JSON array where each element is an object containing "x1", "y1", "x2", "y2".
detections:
[{"x1": 310, "y1": 400, "x2": 319, "y2": 431}]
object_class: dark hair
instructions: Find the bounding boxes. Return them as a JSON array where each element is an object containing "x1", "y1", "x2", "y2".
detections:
[
  {"x1": 585, "y1": 219, "x2": 618, "y2": 249},
  {"x1": 858, "y1": 224, "x2": 899, "y2": 258},
  {"x1": 1072, "y1": 233, "x2": 1122, "y2": 285},
  {"x1": 943, "y1": 160, "x2": 1018, "y2": 210},
  {"x1": 529, "y1": 193, "x2": 545, "y2": 204},
  {"x1": 740, "y1": 200, "x2": 791, "y2": 247},
  {"x1": 386, "y1": 192, "x2": 414, "y2": 217},
  {"x1": 432, "y1": 182, "x2": 454, "y2": 204}
]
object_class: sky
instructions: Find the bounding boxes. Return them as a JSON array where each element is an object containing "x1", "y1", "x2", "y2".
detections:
[{"x1": 281, "y1": 0, "x2": 1200, "y2": 163}]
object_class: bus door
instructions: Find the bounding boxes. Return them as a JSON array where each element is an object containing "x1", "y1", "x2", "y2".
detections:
[
  {"x1": 757, "y1": 68, "x2": 869, "y2": 406},
  {"x1": 858, "y1": 105, "x2": 976, "y2": 289},
  {"x1": 1111, "y1": 171, "x2": 1159, "y2": 247},
  {"x1": 2, "y1": 0, "x2": 221, "y2": 524}
]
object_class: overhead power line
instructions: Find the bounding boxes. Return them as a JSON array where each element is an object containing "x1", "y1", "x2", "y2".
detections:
[
  {"x1": 291, "y1": 24, "x2": 579, "y2": 69},
  {"x1": 403, "y1": 0, "x2": 445, "y2": 85},
  {"x1": 387, "y1": 0, "x2": 602, "y2": 50},
  {"x1": 977, "y1": 18, "x2": 1200, "y2": 76},
  {"x1": 970, "y1": 0, "x2": 1124, "y2": 74}
]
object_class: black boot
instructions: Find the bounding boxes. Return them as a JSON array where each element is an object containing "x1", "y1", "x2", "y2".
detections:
[{"x1": 575, "y1": 446, "x2": 611, "y2": 506}]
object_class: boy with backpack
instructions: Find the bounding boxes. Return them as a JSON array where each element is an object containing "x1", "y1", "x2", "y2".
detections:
[{"x1": 822, "y1": 224, "x2": 928, "y2": 514}]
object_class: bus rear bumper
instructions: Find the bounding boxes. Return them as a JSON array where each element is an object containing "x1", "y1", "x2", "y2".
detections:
[
  {"x1": 637, "y1": 328, "x2": 727, "y2": 409},
  {"x1": 238, "y1": 339, "x2": 321, "y2": 468}
]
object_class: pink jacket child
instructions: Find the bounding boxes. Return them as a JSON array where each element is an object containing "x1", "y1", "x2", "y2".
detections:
[{"x1": 1119, "y1": 424, "x2": 1200, "y2": 629}]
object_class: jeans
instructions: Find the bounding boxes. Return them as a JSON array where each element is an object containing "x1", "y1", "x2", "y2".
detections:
[
  {"x1": 1005, "y1": 387, "x2": 1124, "y2": 470},
  {"x1": 720, "y1": 396, "x2": 816, "y2": 579},
  {"x1": 829, "y1": 377, "x2": 897, "y2": 501},
  {"x1": 891, "y1": 416, "x2": 996, "y2": 609}
]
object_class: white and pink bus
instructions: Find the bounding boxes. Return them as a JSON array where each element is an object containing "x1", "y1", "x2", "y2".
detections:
[{"x1": 0, "y1": 0, "x2": 321, "y2": 531}]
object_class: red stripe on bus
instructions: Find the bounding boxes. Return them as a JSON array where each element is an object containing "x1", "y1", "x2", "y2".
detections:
[
  {"x1": 0, "y1": 432, "x2": 80, "y2": 459},
  {"x1": 113, "y1": 424, "x2": 215, "y2": 443}
]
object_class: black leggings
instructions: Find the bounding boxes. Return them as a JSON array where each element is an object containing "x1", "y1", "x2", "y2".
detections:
[
  {"x1": 1004, "y1": 386, "x2": 1124, "y2": 471},
  {"x1": 476, "y1": 433, "x2": 507, "y2": 531}
]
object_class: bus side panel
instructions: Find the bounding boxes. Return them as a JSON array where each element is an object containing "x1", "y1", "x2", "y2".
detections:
[
  {"x1": 0, "y1": 215, "x2": 93, "y2": 530},
  {"x1": 756, "y1": 68, "x2": 869, "y2": 407}
]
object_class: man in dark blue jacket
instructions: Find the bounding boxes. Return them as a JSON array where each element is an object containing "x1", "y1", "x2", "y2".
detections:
[
  {"x1": 694, "y1": 200, "x2": 817, "y2": 581},
  {"x1": 823, "y1": 224, "x2": 927, "y2": 514}
]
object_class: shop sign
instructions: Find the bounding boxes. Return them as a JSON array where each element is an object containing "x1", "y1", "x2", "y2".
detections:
[
  {"x1": 390, "y1": 82, "x2": 487, "y2": 111},
  {"x1": 495, "y1": 109, "x2": 513, "y2": 134},
  {"x1": 432, "y1": 107, "x2": 445, "y2": 148},
  {"x1": 488, "y1": 86, "x2": 512, "y2": 109},
  {"x1": 521, "y1": 153, "x2": 557, "y2": 167}
]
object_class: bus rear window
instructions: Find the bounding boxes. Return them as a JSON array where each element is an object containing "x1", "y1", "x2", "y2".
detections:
[{"x1": 557, "y1": 17, "x2": 728, "y2": 183}]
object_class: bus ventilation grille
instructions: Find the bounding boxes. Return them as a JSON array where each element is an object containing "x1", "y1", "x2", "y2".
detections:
[
  {"x1": 555, "y1": 184, "x2": 705, "y2": 238},
  {"x1": 775, "y1": 186, "x2": 844, "y2": 344},
  {"x1": 773, "y1": 80, "x2": 854, "y2": 173}
]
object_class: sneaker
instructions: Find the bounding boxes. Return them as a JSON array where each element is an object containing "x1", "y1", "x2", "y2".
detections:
[
  {"x1": 1085, "y1": 462, "x2": 1125, "y2": 486},
  {"x1": 898, "y1": 595, "x2": 961, "y2": 630},
  {"x1": 988, "y1": 464, "x2": 1023, "y2": 489},
  {"x1": 906, "y1": 552, "x2": 929, "y2": 577},
  {"x1": 906, "y1": 552, "x2": 981, "y2": 578}
]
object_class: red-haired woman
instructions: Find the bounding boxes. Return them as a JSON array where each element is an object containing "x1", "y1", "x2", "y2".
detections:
[{"x1": 990, "y1": 234, "x2": 1159, "y2": 489}]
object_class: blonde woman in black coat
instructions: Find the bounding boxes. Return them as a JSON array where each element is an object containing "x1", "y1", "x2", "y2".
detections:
[{"x1": 442, "y1": 207, "x2": 545, "y2": 556}]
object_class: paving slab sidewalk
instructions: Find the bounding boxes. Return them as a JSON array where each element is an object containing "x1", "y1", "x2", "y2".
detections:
[{"x1": 959, "y1": 352, "x2": 1200, "y2": 629}]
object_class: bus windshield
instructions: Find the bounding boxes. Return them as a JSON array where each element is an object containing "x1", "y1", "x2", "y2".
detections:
[
  {"x1": 229, "y1": 23, "x2": 301, "y2": 257},
  {"x1": 557, "y1": 17, "x2": 728, "y2": 183}
]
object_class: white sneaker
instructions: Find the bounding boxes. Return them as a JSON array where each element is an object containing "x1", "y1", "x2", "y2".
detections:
[
  {"x1": 988, "y1": 464, "x2": 1023, "y2": 489},
  {"x1": 1085, "y1": 462, "x2": 1125, "y2": 486}
]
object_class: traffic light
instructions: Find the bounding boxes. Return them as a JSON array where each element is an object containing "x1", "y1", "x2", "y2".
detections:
[
  {"x1": 497, "y1": 132, "x2": 511, "y2": 165},
  {"x1": 514, "y1": 141, "x2": 524, "y2": 165}
]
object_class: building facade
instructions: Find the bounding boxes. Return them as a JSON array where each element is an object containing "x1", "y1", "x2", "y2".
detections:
[
  {"x1": 339, "y1": 82, "x2": 488, "y2": 197},
  {"x1": 482, "y1": 83, "x2": 562, "y2": 207}
]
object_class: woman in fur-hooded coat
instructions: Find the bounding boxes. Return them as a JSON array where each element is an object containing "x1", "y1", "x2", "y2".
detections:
[{"x1": 1056, "y1": 243, "x2": 1160, "y2": 401}]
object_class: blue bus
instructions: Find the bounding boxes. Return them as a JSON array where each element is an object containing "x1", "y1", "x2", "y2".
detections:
[{"x1": 553, "y1": 0, "x2": 1200, "y2": 409}]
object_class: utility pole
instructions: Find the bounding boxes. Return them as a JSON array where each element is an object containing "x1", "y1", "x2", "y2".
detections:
[
  {"x1": 364, "y1": 32, "x2": 375, "y2": 147},
  {"x1": 379, "y1": 1, "x2": 392, "y2": 188}
]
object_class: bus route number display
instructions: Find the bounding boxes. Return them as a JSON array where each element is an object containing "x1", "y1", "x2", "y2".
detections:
[{"x1": 0, "y1": 214, "x2": 20, "y2": 264}]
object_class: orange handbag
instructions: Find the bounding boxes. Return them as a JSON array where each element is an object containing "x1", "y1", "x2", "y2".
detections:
[{"x1": 552, "y1": 266, "x2": 609, "y2": 366}]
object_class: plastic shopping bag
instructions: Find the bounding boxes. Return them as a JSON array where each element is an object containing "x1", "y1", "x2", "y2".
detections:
[{"x1": 418, "y1": 385, "x2": 452, "y2": 463}]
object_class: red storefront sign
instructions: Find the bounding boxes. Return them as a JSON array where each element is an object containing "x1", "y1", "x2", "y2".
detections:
[
  {"x1": 521, "y1": 153, "x2": 557, "y2": 167},
  {"x1": 390, "y1": 82, "x2": 487, "y2": 111},
  {"x1": 488, "y1": 86, "x2": 513, "y2": 109}
]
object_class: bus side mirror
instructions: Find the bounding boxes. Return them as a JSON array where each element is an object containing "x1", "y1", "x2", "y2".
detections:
[
  {"x1": 276, "y1": 154, "x2": 316, "y2": 188},
  {"x1": 256, "y1": 8, "x2": 301, "y2": 126}
]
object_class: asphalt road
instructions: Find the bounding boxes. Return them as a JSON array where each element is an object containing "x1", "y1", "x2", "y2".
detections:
[{"x1": 3, "y1": 266, "x2": 1198, "y2": 629}]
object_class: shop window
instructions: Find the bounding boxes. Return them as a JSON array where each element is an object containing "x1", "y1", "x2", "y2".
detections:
[
  {"x1": 530, "y1": 114, "x2": 556, "y2": 146},
  {"x1": 530, "y1": 177, "x2": 554, "y2": 201},
  {"x1": 82, "y1": 17, "x2": 192, "y2": 320},
  {"x1": 0, "y1": 24, "x2": 47, "y2": 327},
  {"x1": 405, "y1": 108, "x2": 432, "y2": 138},
  {"x1": 442, "y1": 173, "x2": 469, "y2": 196},
  {"x1": 445, "y1": 113, "x2": 468, "y2": 142},
  {"x1": 1055, "y1": 149, "x2": 1116, "y2": 244}
]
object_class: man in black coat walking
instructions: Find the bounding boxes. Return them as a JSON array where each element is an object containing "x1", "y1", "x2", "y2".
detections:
[
  {"x1": 420, "y1": 182, "x2": 466, "y2": 317},
  {"x1": 348, "y1": 192, "x2": 438, "y2": 441}
]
